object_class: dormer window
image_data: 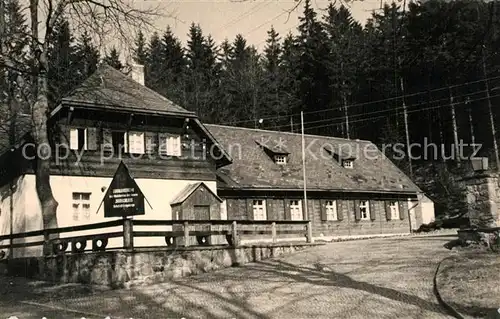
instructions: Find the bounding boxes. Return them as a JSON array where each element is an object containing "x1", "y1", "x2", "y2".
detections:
[
  {"x1": 274, "y1": 154, "x2": 287, "y2": 165},
  {"x1": 342, "y1": 159, "x2": 353, "y2": 169},
  {"x1": 256, "y1": 138, "x2": 290, "y2": 165}
]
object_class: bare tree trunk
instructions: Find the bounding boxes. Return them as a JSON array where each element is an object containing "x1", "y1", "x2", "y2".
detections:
[
  {"x1": 30, "y1": 0, "x2": 59, "y2": 232},
  {"x1": 482, "y1": 46, "x2": 500, "y2": 171},
  {"x1": 400, "y1": 77, "x2": 412, "y2": 179},
  {"x1": 468, "y1": 108, "x2": 476, "y2": 147},
  {"x1": 448, "y1": 87, "x2": 461, "y2": 166},
  {"x1": 341, "y1": 91, "x2": 350, "y2": 139}
]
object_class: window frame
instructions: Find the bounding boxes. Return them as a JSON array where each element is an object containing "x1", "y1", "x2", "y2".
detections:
[
  {"x1": 252, "y1": 199, "x2": 267, "y2": 220},
  {"x1": 290, "y1": 199, "x2": 303, "y2": 221},
  {"x1": 342, "y1": 159, "x2": 353, "y2": 169},
  {"x1": 274, "y1": 154, "x2": 287, "y2": 165},
  {"x1": 359, "y1": 200, "x2": 370, "y2": 220},
  {"x1": 159, "y1": 133, "x2": 182, "y2": 157},
  {"x1": 325, "y1": 200, "x2": 337, "y2": 221},
  {"x1": 128, "y1": 131, "x2": 145, "y2": 154},
  {"x1": 389, "y1": 201, "x2": 400, "y2": 220},
  {"x1": 110, "y1": 130, "x2": 128, "y2": 154},
  {"x1": 72, "y1": 192, "x2": 91, "y2": 221}
]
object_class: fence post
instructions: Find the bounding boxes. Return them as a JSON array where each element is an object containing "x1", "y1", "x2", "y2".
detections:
[
  {"x1": 42, "y1": 231, "x2": 50, "y2": 256},
  {"x1": 123, "y1": 218, "x2": 134, "y2": 250},
  {"x1": 271, "y1": 222, "x2": 277, "y2": 244},
  {"x1": 183, "y1": 221, "x2": 189, "y2": 247},
  {"x1": 231, "y1": 221, "x2": 238, "y2": 247},
  {"x1": 306, "y1": 221, "x2": 313, "y2": 243}
]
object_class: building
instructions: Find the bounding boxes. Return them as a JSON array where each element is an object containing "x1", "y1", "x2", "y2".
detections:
[
  {"x1": 0, "y1": 63, "x2": 433, "y2": 257},
  {"x1": 207, "y1": 124, "x2": 427, "y2": 241}
]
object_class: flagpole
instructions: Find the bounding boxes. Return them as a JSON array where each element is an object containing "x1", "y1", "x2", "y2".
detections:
[{"x1": 301, "y1": 111, "x2": 308, "y2": 220}]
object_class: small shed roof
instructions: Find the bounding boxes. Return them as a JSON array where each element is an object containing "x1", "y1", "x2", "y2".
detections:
[{"x1": 170, "y1": 182, "x2": 223, "y2": 205}]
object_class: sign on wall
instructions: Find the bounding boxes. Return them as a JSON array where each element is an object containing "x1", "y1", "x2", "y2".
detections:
[{"x1": 103, "y1": 161, "x2": 145, "y2": 218}]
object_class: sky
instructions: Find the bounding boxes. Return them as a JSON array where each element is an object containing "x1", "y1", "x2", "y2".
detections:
[{"x1": 127, "y1": 0, "x2": 407, "y2": 56}]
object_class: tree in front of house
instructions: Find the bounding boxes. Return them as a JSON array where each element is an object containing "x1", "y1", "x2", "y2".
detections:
[{"x1": 0, "y1": 0, "x2": 160, "y2": 233}]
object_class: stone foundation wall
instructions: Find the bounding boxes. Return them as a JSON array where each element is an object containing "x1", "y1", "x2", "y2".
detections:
[{"x1": 0, "y1": 243, "x2": 320, "y2": 288}]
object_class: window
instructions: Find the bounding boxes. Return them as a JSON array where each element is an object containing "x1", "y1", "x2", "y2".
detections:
[
  {"x1": 389, "y1": 201, "x2": 400, "y2": 220},
  {"x1": 111, "y1": 131, "x2": 127, "y2": 154},
  {"x1": 252, "y1": 199, "x2": 267, "y2": 220},
  {"x1": 159, "y1": 134, "x2": 181, "y2": 156},
  {"x1": 359, "y1": 200, "x2": 370, "y2": 220},
  {"x1": 342, "y1": 159, "x2": 353, "y2": 169},
  {"x1": 325, "y1": 200, "x2": 337, "y2": 220},
  {"x1": 145, "y1": 132, "x2": 157, "y2": 154},
  {"x1": 290, "y1": 200, "x2": 303, "y2": 220},
  {"x1": 69, "y1": 128, "x2": 87, "y2": 150},
  {"x1": 274, "y1": 155, "x2": 287, "y2": 165},
  {"x1": 128, "y1": 131, "x2": 145, "y2": 154},
  {"x1": 72, "y1": 192, "x2": 91, "y2": 221}
]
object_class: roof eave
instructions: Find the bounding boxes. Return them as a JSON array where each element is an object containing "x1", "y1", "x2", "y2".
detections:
[
  {"x1": 58, "y1": 100, "x2": 197, "y2": 118},
  {"x1": 216, "y1": 186, "x2": 420, "y2": 196}
]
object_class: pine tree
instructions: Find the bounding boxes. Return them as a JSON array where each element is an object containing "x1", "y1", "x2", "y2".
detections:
[
  {"x1": 74, "y1": 31, "x2": 99, "y2": 83},
  {"x1": 159, "y1": 27, "x2": 186, "y2": 103},
  {"x1": 322, "y1": 4, "x2": 364, "y2": 138},
  {"x1": 103, "y1": 46, "x2": 123, "y2": 70},
  {"x1": 260, "y1": 26, "x2": 285, "y2": 129},
  {"x1": 146, "y1": 32, "x2": 163, "y2": 92},
  {"x1": 133, "y1": 30, "x2": 148, "y2": 65},
  {"x1": 47, "y1": 17, "x2": 77, "y2": 109},
  {"x1": 0, "y1": 0, "x2": 30, "y2": 119},
  {"x1": 279, "y1": 32, "x2": 301, "y2": 132},
  {"x1": 295, "y1": 0, "x2": 330, "y2": 135}
]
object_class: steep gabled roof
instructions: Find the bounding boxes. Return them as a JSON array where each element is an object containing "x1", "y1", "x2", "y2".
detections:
[
  {"x1": 205, "y1": 124, "x2": 421, "y2": 195},
  {"x1": 170, "y1": 182, "x2": 223, "y2": 205},
  {"x1": 54, "y1": 64, "x2": 195, "y2": 117}
]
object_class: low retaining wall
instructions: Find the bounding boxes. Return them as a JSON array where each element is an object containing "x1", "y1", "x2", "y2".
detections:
[{"x1": 0, "y1": 243, "x2": 322, "y2": 288}]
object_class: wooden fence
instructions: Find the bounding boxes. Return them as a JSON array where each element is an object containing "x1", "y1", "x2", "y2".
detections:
[{"x1": 0, "y1": 219, "x2": 313, "y2": 257}]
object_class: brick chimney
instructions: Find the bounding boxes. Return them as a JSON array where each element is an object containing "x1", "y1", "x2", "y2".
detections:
[{"x1": 130, "y1": 63, "x2": 144, "y2": 86}]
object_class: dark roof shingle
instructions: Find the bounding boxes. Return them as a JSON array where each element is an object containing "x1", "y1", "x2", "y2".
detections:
[
  {"x1": 206, "y1": 124, "x2": 421, "y2": 194},
  {"x1": 60, "y1": 64, "x2": 195, "y2": 117}
]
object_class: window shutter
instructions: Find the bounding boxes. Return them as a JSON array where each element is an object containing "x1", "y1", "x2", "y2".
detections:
[
  {"x1": 320, "y1": 200, "x2": 327, "y2": 221},
  {"x1": 266, "y1": 199, "x2": 273, "y2": 220},
  {"x1": 145, "y1": 132, "x2": 156, "y2": 154},
  {"x1": 86, "y1": 127, "x2": 97, "y2": 150},
  {"x1": 246, "y1": 199, "x2": 254, "y2": 220},
  {"x1": 385, "y1": 201, "x2": 392, "y2": 220},
  {"x1": 158, "y1": 133, "x2": 167, "y2": 155},
  {"x1": 102, "y1": 129, "x2": 112, "y2": 152},
  {"x1": 354, "y1": 200, "x2": 361, "y2": 221},
  {"x1": 399, "y1": 201, "x2": 406, "y2": 220},
  {"x1": 337, "y1": 201, "x2": 343, "y2": 221},
  {"x1": 69, "y1": 128, "x2": 78, "y2": 150},
  {"x1": 370, "y1": 201, "x2": 376, "y2": 221},
  {"x1": 301, "y1": 200, "x2": 306, "y2": 220},
  {"x1": 123, "y1": 132, "x2": 129, "y2": 153},
  {"x1": 284, "y1": 199, "x2": 291, "y2": 220},
  {"x1": 174, "y1": 136, "x2": 181, "y2": 156}
]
